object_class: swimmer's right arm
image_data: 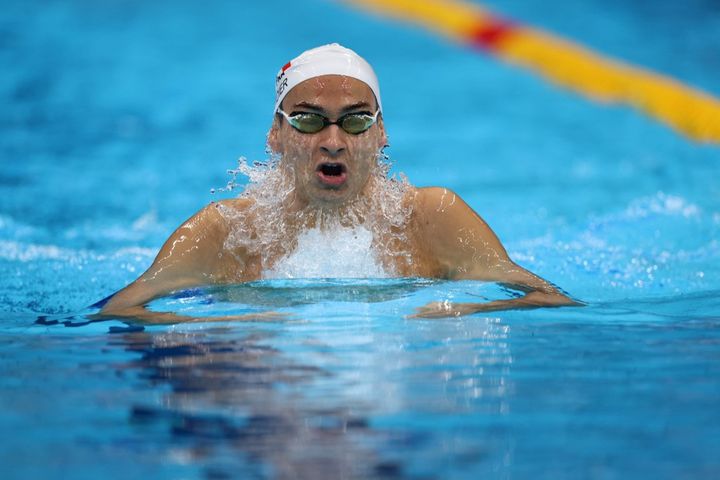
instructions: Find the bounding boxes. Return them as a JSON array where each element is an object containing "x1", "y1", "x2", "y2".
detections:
[{"x1": 96, "y1": 202, "x2": 246, "y2": 322}]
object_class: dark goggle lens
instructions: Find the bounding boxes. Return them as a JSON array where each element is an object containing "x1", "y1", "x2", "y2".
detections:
[
  {"x1": 340, "y1": 114, "x2": 375, "y2": 134},
  {"x1": 285, "y1": 112, "x2": 377, "y2": 134},
  {"x1": 288, "y1": 113, "x2": 326, "y2": 133}
]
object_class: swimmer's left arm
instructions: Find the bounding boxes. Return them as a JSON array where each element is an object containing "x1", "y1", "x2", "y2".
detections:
[{"x1": 411, "y1": 187, "x2": 580, "y2": 318}]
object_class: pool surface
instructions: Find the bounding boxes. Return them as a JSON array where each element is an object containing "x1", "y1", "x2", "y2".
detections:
[{"x1": 2, "y1": 1, "x2": 719, "y2": 478}]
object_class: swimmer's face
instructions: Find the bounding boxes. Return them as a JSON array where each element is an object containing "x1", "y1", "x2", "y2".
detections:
[{"x1": 268, "y1": 75, "x2": 387, "y2": 208}]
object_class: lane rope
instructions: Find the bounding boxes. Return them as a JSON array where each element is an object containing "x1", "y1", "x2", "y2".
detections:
[{"x1": 345, "y1": 0, "x2": 720, "y2": 143}]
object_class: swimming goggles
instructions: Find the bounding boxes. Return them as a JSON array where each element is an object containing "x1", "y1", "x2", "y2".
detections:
[{"x1": 277, "y1": 109, "x2": 380, "y2": 135}]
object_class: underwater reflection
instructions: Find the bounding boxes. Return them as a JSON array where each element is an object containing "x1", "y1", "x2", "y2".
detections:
[
  {"x1": 112, "y1": 327, "x2": 405, "y2": 479},
  {"x1": 108, "y1": 311, "x2": 514, "y2": 478}
]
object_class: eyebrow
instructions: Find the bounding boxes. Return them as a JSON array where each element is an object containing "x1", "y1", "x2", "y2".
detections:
[
  {"x1": 290, "y1": 101, "x2": 374, "y2": 114},
  {"x1": 291, "y1": 101, "x2": 325, "y2": 112},
  {"x1": 340, "y1": 101, "x2": 373, "y2": 113}
]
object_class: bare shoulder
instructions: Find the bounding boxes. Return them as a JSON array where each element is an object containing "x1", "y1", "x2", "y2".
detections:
[
  {"x1": 413, "y1": 186, "x2": 457, "y2": 204},
  {"x1": 101, "y1": 198, "x2": 257, "y2": 313},
  {"x1": 176, "y1": 198, "x2": 252, "y2": 235},
  {"x1": 412, "y1": 186, "x2": 481, "y2": 226},
  {"x1": 212, "y1": 197, "x2": 255, "y2": 214},
  {"x1": 154, "y1": 198, "x2": 256, "y2": 265},
  {"x1": 410, "y1": 186, "x2": 508, "y2": 267},
  {"x1": 201, "y1": 197, "x2": 253, "y2": 223}
]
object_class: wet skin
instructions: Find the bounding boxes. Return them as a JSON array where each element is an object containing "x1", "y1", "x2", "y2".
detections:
[
  {"x1": 99, "y1": 76, "x2": 579, "y2": 323},
  {"x1": 267, "y1": 75, "x2": 387, "y2": 209}
]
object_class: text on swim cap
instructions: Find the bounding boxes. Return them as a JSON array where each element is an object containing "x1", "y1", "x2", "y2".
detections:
[{"x1": 276, "y1": 62, "x2": 292, "y2": 98}]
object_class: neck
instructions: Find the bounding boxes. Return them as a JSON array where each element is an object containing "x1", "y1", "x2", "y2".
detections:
[{"x1": 282, "y1": 177, "x2": 379, "y2": 231}]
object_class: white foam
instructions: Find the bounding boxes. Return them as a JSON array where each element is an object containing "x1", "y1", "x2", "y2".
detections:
[
  {"x1": 0, "y1": 239, "x2": 154, "y2": 262},
  {"x1": 624, "y1": 192, "x2": 700, "y2": 219},
  {"x1": 264, "y1": 224, "x2": 388, "y2": 279}
]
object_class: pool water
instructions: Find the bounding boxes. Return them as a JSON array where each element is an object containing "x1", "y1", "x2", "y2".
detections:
[{"x1": 2, "y1": 1, "x2": 719, "y2": 479}]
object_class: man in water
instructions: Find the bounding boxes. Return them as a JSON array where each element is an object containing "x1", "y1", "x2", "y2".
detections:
[{"x1": 100, "y1": 44, "x2": 578, "y2": 321}]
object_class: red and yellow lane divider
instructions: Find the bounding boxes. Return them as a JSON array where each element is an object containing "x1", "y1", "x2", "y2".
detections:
[{"x1": 344, "y1": 0, "x2": 720, "y2": 144}]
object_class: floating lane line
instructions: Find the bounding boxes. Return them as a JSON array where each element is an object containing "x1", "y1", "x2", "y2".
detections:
[{"x1": 344, "y1": 0, "x2": 720, "y2": 144}]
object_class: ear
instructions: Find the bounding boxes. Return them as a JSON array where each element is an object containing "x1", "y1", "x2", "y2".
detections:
[{"x1": 267, "y1": 116, "x2": 283, "y2": 154}]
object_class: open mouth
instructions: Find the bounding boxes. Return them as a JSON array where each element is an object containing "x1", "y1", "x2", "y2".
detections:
[{"x1": 316, "y1": 162, "x2": 348, "y2": 187}]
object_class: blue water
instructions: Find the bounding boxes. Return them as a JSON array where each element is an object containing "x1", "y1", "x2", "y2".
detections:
[{"x1": 2, "y1": 1, "x2": 719, "y2": 478}]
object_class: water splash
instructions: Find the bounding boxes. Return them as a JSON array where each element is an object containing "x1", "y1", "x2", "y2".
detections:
[
  {"x1": 216, "y1": 153, "x2": 413, "y2": 278},
  {"x1": 509, "y1": 191, "x2": 718, "y2": 298},
  {"x1": 265, "y1": 224, "x2": 387, "y2": 279},
  {"x1": 623, "y1": 192, "x2": 700, "y2": 219}
]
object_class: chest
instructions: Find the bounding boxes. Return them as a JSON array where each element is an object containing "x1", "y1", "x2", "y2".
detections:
[{"x1": 264, "y1": 225, "x2": 389, "y2": 279}]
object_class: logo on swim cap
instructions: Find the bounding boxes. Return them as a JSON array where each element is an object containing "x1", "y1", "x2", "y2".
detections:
[
  {"x1": 276, "y1": 64, "x2": 290, "y2": 98},
  {"x1": 273, "y1": 44, "x2": 382, "y2": 114}
]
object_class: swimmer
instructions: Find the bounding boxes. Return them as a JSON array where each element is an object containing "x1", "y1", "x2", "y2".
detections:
[{"x1": 99, "y1": 43, "x2": 579, "y2": 322}]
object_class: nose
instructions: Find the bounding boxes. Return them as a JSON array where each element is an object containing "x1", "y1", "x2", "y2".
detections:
[{"x1": 318, "y1": 125, "x2": 346, "y2": 157}]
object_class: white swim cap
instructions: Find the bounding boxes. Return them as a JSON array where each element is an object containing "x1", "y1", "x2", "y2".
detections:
[{"x1": 274, "y1": 43, "x2": 382, "y2": 114}]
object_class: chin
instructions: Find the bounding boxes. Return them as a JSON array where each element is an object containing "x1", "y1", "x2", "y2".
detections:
[
  {"x1": 307, "y1": 183, "x2": 363, "y2": 207},
  {"x1": 310, "y1": 191, "x2": 354, "y2": 207}
]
